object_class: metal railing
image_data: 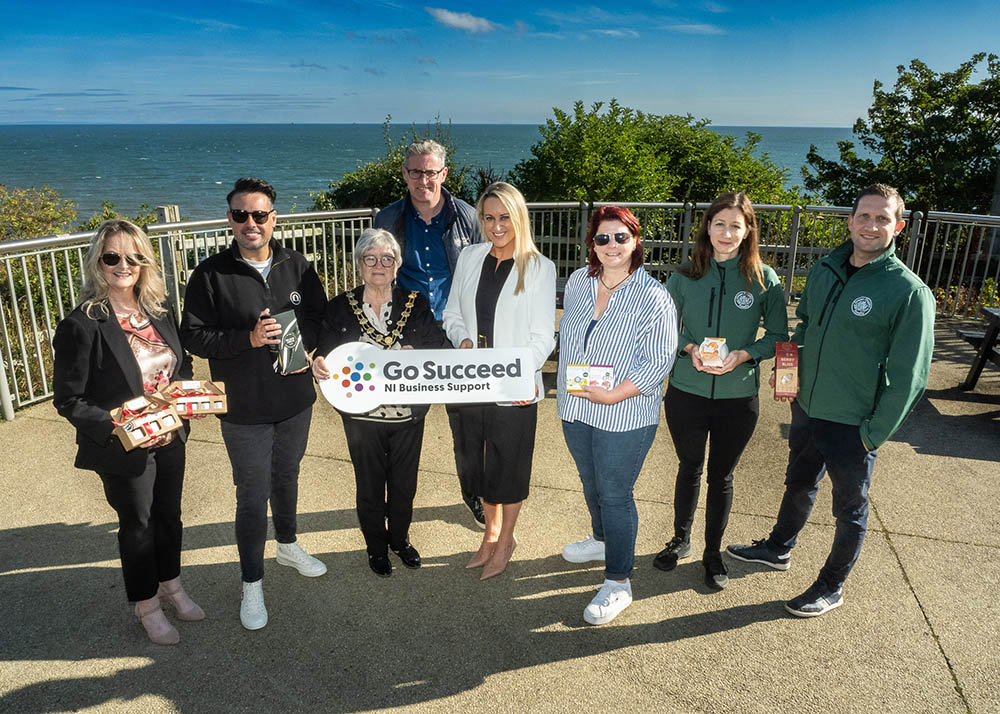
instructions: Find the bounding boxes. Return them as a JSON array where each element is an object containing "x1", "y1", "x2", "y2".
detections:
[{"x1": 2, "y1": 202, "x2": 999, "y2": 420}]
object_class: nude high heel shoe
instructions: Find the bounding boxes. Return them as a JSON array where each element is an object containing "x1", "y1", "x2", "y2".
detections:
[
  {"x1": 157, "y1": 578, "x2": 206, "y2": 621},
  {"x1": 480, "y1": 537, "x2": 517, "y2": 580},
  {"x1": 134, "y1": 598, "x2": 180, "y2": 645}
]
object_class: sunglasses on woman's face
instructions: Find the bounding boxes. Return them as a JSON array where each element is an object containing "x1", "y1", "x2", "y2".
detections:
[
  {"x1": 593, "y1": 232, "x2": 632, "y2": 246},
  {"x1": 229, "y1": 209, "x2": 274, "y2": 224},
  {"x1": 100, "y1": 251, "x2": 148, "y2": 267}
]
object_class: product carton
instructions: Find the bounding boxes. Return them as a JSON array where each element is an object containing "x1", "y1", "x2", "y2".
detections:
[
  {"x1": 271, "y1": 309, "x2": 309, "y2": 375},
  {"x1": 699, "y1": 337, "x2": 729, "y2": 367},
  {"x1": 774, "y1": 341, "x2": 799, "y2": 398},
  {"x1": 159, "y1": 380, "x2": 227, "y2": 416},
  {"x1": 111, "y1": 395, "x2": 183, "y2": 451},
  {"x1": 565, "y1": 364, "x2": 615, "y2": 392}
]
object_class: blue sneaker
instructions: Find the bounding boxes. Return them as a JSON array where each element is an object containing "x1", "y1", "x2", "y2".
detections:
[
  {"x1": 785, "y1": 581, "x2": 843, "y2": 617},
  {"x1": 725, "y1": 538, "x2": 790, "y2": 571}
]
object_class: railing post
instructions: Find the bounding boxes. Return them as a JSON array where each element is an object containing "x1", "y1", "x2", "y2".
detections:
[
  {"x1": 0, "y1": 325, "x2": 15, "y2": 421},
  {"x1": 156, "y1": 205, "x2": 182, "y2": 314},
  {"x1": 578, "y1": 201, "x2": 589, "y2": 256},
  {"x1": 784, "y1": 205, "x2": 802, "y2": 304},
  {"x1": 906, "y1": 210, "x2": 923, "y2": 270},
  {"x1": 680, "y1": 202, "x2": 694, "y2": 263}
]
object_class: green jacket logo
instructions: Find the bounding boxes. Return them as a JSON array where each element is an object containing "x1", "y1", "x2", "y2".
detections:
[
  {"x1": 851, "y1": 296, "x2": 873, "y2": 316},
  {"x1": 734, "y1": 291, "x2": 754, "y2": 309}
]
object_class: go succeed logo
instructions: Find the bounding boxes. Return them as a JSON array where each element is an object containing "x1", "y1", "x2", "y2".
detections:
[{"x1": 319, "y1": 342, "x2": 535, "y2": 414}]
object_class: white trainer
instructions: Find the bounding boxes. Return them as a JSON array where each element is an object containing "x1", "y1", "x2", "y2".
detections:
[
  {"x1": 276, "y1": 541, "x2": 328, "y2": 577},
  {"x1": 562, "y1": 535, "x2": 606, "y2": 563},
  {"x1": 583, "y1": 579, "x2": 633, "y2": 625},
  {"x1": 240, "y1": 580, "x2": 267, "y2": 631}
]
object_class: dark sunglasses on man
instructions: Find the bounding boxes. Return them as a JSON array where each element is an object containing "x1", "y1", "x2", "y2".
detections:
[
  {"x1": 229, "y1": 209, "x2": 275, "y2": 224},
  {"x1": 593, "y1": 232, "x2": 633, "y2": 246},
  {"x1": 101, "y1": 251, "x2": 148, "y2": 267}
]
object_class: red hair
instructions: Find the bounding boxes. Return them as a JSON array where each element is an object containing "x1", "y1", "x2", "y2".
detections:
[{"x1": 586, "y1": 205, "x2": 643, "y2": 277}]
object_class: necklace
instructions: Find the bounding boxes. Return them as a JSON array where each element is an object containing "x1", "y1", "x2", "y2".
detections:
[
  {"x1": 346, "y1": 290, "x2": 416, "y2": 347},
  {"x1": 599, "y1": 271, "x2": 631, "y2": 292},
  {"x1": 110, "y1": 301, "x2": 147, "y2": 329}
]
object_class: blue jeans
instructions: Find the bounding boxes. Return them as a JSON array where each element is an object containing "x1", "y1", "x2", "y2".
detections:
[
  {"x1": 767, "y1": 401, "x2": 877, "y2": 591},
  {"x1": 562, "y1": 420, "x2": 658, "y2": 580}
]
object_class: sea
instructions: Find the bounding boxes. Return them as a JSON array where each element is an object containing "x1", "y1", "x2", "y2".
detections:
[{"x1": 0, "y1": 124, "x2": 859, "y2": 223}]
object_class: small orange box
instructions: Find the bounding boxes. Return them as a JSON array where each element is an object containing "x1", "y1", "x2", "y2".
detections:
[{"x1": 158, "y1": 380, "x2": 228, "y2": 417}]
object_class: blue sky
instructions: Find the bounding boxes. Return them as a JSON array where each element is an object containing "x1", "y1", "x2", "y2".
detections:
[{"x1": 1, "y1": 0, "x2": 997, "y2": 126}]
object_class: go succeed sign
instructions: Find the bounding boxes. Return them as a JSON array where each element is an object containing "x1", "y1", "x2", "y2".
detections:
[{"x1": 319, "y1": 341, "x2": 535, "y2": 414}]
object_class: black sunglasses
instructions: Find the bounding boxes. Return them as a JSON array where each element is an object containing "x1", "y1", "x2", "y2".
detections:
[
  {"x1": 593, "y1": 232, "x2": 632, "y2": 246},
  {"x1": 101, "y1": 251, "x2": 148, "y2": 267},
  {"x1": 229, "y1": 209, "x2": 274, "y2": 224}
]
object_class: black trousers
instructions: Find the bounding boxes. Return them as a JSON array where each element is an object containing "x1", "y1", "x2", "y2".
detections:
[
  {"x1": 446, "y1": 404, "x2": 477, "y2": 504},
  {"x1": 663, "y1": 383, "x2": 759, "y2": 556},
  {"x1": 342, "y1": 416, "x2": 425, "y2": 556},
  {"x1": 98, "y1": 444, "x2": 186, "y2": 602}
]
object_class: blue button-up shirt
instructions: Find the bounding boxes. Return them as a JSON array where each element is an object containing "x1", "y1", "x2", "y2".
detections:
[{"x1": 397, "y1": 205, "x2": 451, "y2": 320}]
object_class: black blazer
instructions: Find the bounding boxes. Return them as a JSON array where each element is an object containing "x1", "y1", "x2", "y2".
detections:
[
  {"x1": 316, "y1": 285, "x2": 448, "y2": 419},
  {"x1": 52, "y1": 301, "x2": 193, "y2": 477}
]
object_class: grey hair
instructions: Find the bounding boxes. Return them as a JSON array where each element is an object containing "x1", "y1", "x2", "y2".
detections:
[
  {"x1": 354, "y1": 227, "x2": 402, "y2": 273},
  {"x1": 403, "y1": 139, "x2": 446, "y2": 167}
]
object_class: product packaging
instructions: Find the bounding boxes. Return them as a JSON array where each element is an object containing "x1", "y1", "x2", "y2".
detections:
[
  {"x1": 774, "y1": 341, "x2": 799, "y2": 398},
  {"x1": 158, "y1": 380, "x2": 228, "y2": 416},
  {"x1": 111, "y1": 394, "x2": 183, "y2": 451}
]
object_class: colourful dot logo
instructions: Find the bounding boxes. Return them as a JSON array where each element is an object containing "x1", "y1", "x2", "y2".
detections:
[{"x1": 331, "y1": 357, "x2": 377, "y2": 400}]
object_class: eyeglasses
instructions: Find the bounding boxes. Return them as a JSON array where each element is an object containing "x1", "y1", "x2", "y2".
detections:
[
  {"x1": 229, "y1": 209, "x2": 274, "y2": 224},
  {"x1": 361, "y1": 255, "x2": 396, "y2": 267},
  {"x1": 100, "y1": 251, "x2": 148, "y2": 267},
  {"x1": 405, "y1": 167, "x2": 446, "y2": 180},
  {"x1": 593, "y1": 232, "x2": 632, "y2": 246}
]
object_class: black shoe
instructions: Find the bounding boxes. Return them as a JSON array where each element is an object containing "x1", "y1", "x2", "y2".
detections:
[
  {"x1": 785, "y1": 581, "x2": 843, "y2": 617},
  {"x1": 653, "y1": 536, "x2": 691, "y2": 571},
  {"x1": 368, "y1": 553, "x2": 392, "y2": 577},
  {"x1": 726, "y1": 538, "x2": 790, "y2": 570},
  {"x1": 465, "y1": 496, "x2": 486, "y2": 529},
  {"x1": 703, "y1": 554, "x2": 729, "y2": 590},
  {"x1": 390, "y1": 543, "x2": 422, "y2": 569}
]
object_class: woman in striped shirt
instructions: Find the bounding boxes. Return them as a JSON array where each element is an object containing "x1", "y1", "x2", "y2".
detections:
[{"x1": 557, "y1": 205, "x2": 677, "y2": 625}]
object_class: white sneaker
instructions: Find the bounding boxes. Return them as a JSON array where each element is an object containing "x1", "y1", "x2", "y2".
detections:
[
  {"x1": 583, "y1": 579, "x2": 633, "y2": 625},
  {"x1": 276, "y1": 541, "x2": 328, "y2": 577},
  {"x1": 240, "y1": 580, "x2": 267, "y2": 631},
  {"x1": 562, "y1": 535, "x2": 606, "y2": 563}
]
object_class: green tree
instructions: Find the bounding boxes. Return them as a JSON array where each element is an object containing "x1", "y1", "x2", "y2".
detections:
[
  {"x1": 0, "y1": 185, "x2": 77, "y2": 242},
  {"x1": 803, "y1": 53, "x2": 1000, "y2": 213},
  {"x1": 512, "y1": 99, "x2": 790, "y2": 204},
  {"x1": 313, "y1": 115, "x2": 474, "y2": 210},
  {"x1": 76, "y1": 201, "x2": 158, "y2": 231}
]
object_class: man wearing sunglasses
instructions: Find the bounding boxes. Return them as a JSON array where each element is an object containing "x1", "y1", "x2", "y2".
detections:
[
  {"x1": 180, "y1": 177, "x2": 328, "y2": 631},
  {"x1": 373, "y1": 139, "x2": 486, "y2": 528}
]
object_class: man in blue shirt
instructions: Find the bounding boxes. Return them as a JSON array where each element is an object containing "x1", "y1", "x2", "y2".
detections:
[{"x1": 373, "y1": 139, "x2": 484, "y2": 525}]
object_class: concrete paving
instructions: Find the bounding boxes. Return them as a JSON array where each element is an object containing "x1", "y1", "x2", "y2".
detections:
[{"x1": 0, "y1": 318, "x2": 997, "y2": 714}]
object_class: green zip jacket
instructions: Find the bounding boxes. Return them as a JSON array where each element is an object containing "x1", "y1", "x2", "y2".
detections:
[
  {"x1": 793, "y1": 240, "x2": 935, "y2": 450},
  {"x1": 666, "y1": 256, "x2": 788, "y2": 399}
]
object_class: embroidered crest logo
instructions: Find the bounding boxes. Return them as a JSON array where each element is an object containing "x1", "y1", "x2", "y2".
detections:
[
  {"x1": 289, "y1": 291, "x2": 301, "y2": 305},
  {"x1": 851, "y1": 296, "x2": 873, "y2": 316},
  {"x1": 734, "y1": 291, "x2": 754, "y2": 310}
]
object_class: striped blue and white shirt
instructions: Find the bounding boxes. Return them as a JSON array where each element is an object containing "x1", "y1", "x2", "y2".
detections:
[{"x1": 557, "y1": 266, "x2": 677, "y2": 431}]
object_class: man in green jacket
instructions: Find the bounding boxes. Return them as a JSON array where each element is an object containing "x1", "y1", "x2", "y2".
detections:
[{"x1": 727, "y1": 184, "x2": 935, "y2": 617}]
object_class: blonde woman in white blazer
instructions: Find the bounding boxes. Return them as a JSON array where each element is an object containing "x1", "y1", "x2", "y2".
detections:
[{"x1": 443, "y1": 182, "x2": 556, "y2": 580}]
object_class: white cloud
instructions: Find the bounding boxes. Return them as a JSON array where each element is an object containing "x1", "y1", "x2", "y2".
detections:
[
  {"x1": 425, "y1": 7, "x2": 497, "y2": 33},
  {"x1": 662, "y1": 23, "x2": 725, "y2": 34},
  {"x1": 592, "y1": 29, "x2": 640, "y2": 38}
]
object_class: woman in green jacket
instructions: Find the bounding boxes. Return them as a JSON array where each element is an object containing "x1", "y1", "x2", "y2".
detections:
[{"x1": 654, "y1": 192, "x2": 788, "y2": 590}]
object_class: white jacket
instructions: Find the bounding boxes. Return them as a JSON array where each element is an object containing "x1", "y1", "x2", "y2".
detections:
[{"x1": 442, "y1": 242, "x2": 556, "y2": 404}]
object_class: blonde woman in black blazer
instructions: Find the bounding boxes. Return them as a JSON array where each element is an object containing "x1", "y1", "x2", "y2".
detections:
[{"x1": 53, "y1": 219, "x2": 203, "y2": 646}]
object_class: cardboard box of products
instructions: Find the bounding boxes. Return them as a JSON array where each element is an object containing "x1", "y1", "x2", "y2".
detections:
[
  {"x1": 565, "y1": 364, "x2": 615, "y2": 392},
  {"x1": 774, "y1": 341, "x2": 799, "y2": 398},
  {"x1": 158, "y1": 380, "x2": 228, "y2": 416},
  {"x1": 699, "y1": 337, "x2": 729, "y2": 367},
  {"x1": 111, "y1": 394, "x2": 183, "y2": 451},
  {"x1": 271, "y1": 309, "x2": 309, "y2": 375}
]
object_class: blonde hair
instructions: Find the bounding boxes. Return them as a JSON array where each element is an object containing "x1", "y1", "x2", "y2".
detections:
[
  {"x1": 80, "y1": 219, "x2": 167, "y2": 319},
  {"x1": 475, "y1": 182, "x2": 540, "y2": 295}
]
